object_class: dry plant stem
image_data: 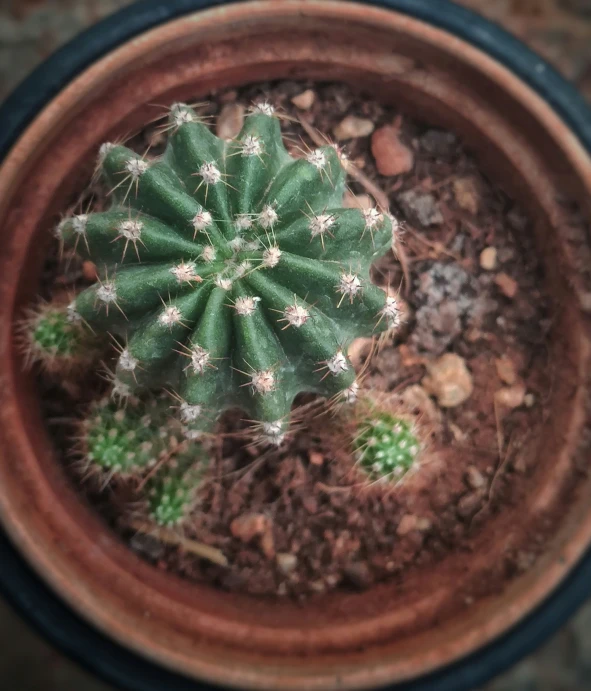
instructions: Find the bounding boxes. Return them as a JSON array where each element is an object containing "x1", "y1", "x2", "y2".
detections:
[{"x1": 129, "y1": 517, "x2": 229, "y2": 566}]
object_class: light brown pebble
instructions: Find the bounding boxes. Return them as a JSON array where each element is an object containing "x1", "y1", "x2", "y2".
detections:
[
  {"x1": 524, "y1": 393, "x2": 536, "y2": 408},
  {"x1": 453, "y1": 177, "x2": 480, "y2": 215},
  {"x1": 216, "y1": 103, "x2": 245, "y2": 140},
  {"x1": 347, "y1": 336, "x2": 374, "y2": 367},
  {"x1": 371, "y1": 125, "x2": 414, "y2": 176},
  {"x1": 495, "y1": 272, "x2": 518, "y2": 298},
  {"x1": 308, "y1": 451, "x2": 325, "y2": 466},
  {"x1": 456, "y1": 492, "x2": 484, "y2": 520},
  {"x1": 291, "y1": 89, "x2": 315, "y2": 110},
  {"x1": 82, "y1": 261, "x2": 98, "y2": 281},
  {"x1": 333, "y1": 115, "x2": 375, "y2": 141},
  {"x1": 343, "y1": 191, "x2": 373, "y2": 210},
  {"x1": 465, "y1": 466, "x2": 486, "y2": 490},
  {"x1": 422, "y1": 353, "x2": 474, "y2": 408},
  {"x1": 495, "y1": 383, "x2": 526, "y2": 409},
  {"x1": 495, "y1": 355, "x2": 518, "y2": 385},
  {"x1": 398, "y1": 384, "x2": 442, "y2": 424},
  {"x1": 276, "y1": 553, "x2": 298, "y2": 574},
  {"x1": 479, "y1": 247, "x2": 497, "y2": 271},
  {"x1": 230, "y1": 513, "x2": 269, "y2": 542}
]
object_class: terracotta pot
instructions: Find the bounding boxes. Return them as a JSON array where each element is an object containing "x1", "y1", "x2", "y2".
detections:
[{"x1": 0, "y1": 1, "x2": 591, "y2": 690}]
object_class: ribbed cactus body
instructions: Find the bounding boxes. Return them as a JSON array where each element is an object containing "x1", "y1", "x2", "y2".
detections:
[{"x1": 59, "y1": 104, "x2": 398, "y2": 442}]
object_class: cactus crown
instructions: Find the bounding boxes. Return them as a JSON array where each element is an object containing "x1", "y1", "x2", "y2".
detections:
[{"x1": 55, "y1": 102, "x2": 399, "y2": 444}]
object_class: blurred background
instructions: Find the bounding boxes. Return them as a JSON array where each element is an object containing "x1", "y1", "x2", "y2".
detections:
[{"x1": 0, "y1": 0, "x2": 590, "y2": 689}]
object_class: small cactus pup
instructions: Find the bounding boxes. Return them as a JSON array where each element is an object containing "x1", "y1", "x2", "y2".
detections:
[
  {"x1": 58, "y1": 101, "x2": 402, "y2": 444},
  {"x1": 351, "y1": 395, "x2": 428, "y2": 484},
  {"x1": 19, "y1": 298, "x2": 96, "y2": 374},
  {"x1": 79, "y1": 395, "x2": 208, "y2": 527}
]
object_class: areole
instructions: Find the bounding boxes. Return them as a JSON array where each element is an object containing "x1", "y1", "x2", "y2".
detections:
[{"x1": 0, "y1": 2, "x2": 590, "y2": 690}]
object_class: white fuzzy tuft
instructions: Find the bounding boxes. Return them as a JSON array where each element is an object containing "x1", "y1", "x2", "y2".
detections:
[
  {"x1": 233, "y1": 260, "x2": 252, "y2": 279},
  {"x1": 234, "y1": 296, "x2": 260, "y2": 316},
  {"x1": 306, "y1": 148, "x2": 326, "y2": 169},
  {"x1": 235, "y1": 214, "x2": 253, "y2": 232},
  {"x1": 245, "y1": 239, "x2": 261, "y2": 251},
  {"x1": 284, "y1": 302, "x2": 310, "y2": 328},
  {"x1": 260, "y1": 420, "x2": 286, "y2": 446},
  {"x1": 96, "y1": 282, "x2": 117, "y2": 304},
  {"x1": 258, "y1": 205, "x2": 278, "y2": 229},
  {"x1": 72, "y1": 214, "x2": 89, "y2": 235},
  {"x1": 192, "y1": 209, "x2": 213, "y2": 231},
  {"x1": 198, "y1": 162, "x2": 222, "y2": 185},
  {"x1": 309, "y1": 213, "x2": 334, "y2": 239},
  {"x1": 111, "y1": 378, "x2": 132, "y2": 400},
  {"x1": 241, "y1": 135, "x2": 263, "y2": 157},
  {"x1": 380, "y1": 295, "x2": 402, "y2": 329},
  {"x1": 170, "y1": 103, "x2": 195, "y2": 127},
  {"x1": 118, "y1": 219, "x2": 143, "y2": 240},
  {"x1": 251, "y1": 369, "x2": 276, "y2": 394},
  {"x1": 67, "y1": 301, "x2": 81, "y2": 323},
  {"x1": 229, "y1": 237, "x2": 246, "y2": 253},
  {"x1": 189, "y1": 345, "x2": 210, "y2": 374},
  {"x1": 179, "y1": 401, "x2": 202, "y2": 424},
  {"x1": 342, "y1": 381, "x2": 359, "y2": 404},
  {"x1": 170, "y1": 261, "x2": 197, "y2": 283},
  {"x1": 363, "y1": 207, "x2": 383, "y2": 230},
  {"x1": 337, "y1": 272, "x2": 362, "y2": 301},
  {"x1": 251, "y1": 101, "x2": 275, "y2": 116},
  {"x1": 327, "y1": 350, "x2": 349, "y2": 375},
  {"x1": 262, "y1": 246, "x2": 281, "y2": 268},
  {"x1": 99, "y1": 142, "x2": 115, "y2": 161},
  {"x1": 119, "y1": 348, "x2": 138, "y2": 371},
  {"x1": 215, "y1": 275, "x2": 233, "y2": 291},
  {"x1": 125, "y1": 158, "x2": 149, "y2": 179},
  {"x1": 201, "y1": 245, "x2": 217, "y2": 263},
  {"x1": 159, "y1": 305, "x2": 182, "y2": 327}
]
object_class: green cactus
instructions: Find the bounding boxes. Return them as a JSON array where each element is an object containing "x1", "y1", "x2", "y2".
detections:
[
  {"x1": 57, "y1": 102, "x2": 401, "y2": 444},
  {"x1": 20, "y1": 299, "x2": 94, "y2": 373},
  {"x1": 147, "y1": 444, "x2": 208, "y2": 526},
  {"x1": 353, "y1": 410, "x2": 422, "y2": 482},
  {"x1": 80, "y1": 396, "x2": 208, "y2": 526}
]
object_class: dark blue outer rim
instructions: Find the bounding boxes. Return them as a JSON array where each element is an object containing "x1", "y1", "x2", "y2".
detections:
[{"x1": 0, "y1": 1, "x2": 590, "y2": 690}]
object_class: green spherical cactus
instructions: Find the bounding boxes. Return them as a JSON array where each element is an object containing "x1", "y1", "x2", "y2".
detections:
[
  {"x1": 81, "y1": 396, "x2": 172, "y2": 476},
  {"x1": 354, "y1": 412, "x2": 421, "y2": 481},
  {"x1": 19, "y1": 300, "x2": 94, "y2": 374},
  {"x1": 58, "y1": 102, "x2": 401, "y2": 443},
  {"x1": 147, "y1": 444, "x2": 208, "y2": 526}
]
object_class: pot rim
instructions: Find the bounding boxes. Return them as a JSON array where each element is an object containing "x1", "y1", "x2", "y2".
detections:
[{"x1": 0, "y1": 2, "x2": 591, "y2": 691}]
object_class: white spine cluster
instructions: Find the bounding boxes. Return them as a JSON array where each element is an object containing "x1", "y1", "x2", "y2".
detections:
[
  {"x1": 201, "y1": 245, "x2": 217, "y2": 263},
  {"x1": 234, "y1": 296, "x2": 261, "y2": 316},
  {"x1": 259, "y1": 204, "x2": 278, "y2": 229},
  {"x1": 327, "y1": 350, "x2": 349, "y2": 375},
  {"x1": 119, "y1": 348, "x2": 138, "y2": 371},
  {"x1": 72, "y1": 214, "x2": 89, "y2": 235},
  {"x1": 251, "y1": 369, "x2": 276, "y2": 394},
  {"x1": 309, "y1": 213, "x2": 334, "y2": 240},
  {"x1": 251, "y1": 101, "x2": 275, "y2": 116},
  {"x1": 171, "y1": 261, "x2": 197, "y2": 283},
  {"x1": 342, "y1": 381, "x2": 359, "y2": 404},
  {"x1": 283, "y1": 302, "x2": 310, "y2": 328},
  {"x1": 199, "y1": 162, "x2": 222, "y2": 185},
  {"x1": 179, "y1": 401, "x2": 202, "y2": 424},
  {"x1": 189, "y1": 345, "x2": 210, "y2": 374},
  {"x1": 260, "y1": 420, "x2": 285, "y2": 446},
  {"x1": 307, "y1": 149, "x2": 327, "y2": 169},
  {"x1": 192, "y1": 209, "x2": 213, "y2": 232},
  {"x1": 158, "y1": 305, "x2": 182, "y2": 327},
  {"x1": 262, "y1": 246, "x2": 281, "y2": 268},
  {"x1": 337, "y1": 272, "x2": 362, "y2": 302},
  {"x1": 235, "y1": 214, "x2": 253, "y2": 231},
  {"x1": 215, "y1": 275, "x2": 233, "y2": 291},
  {"x1": 241, "y1": 135, "x2": 263, "y2": 157},
  {"x1": 96, "y1": 282, "x2": 117, "y2": 304},
  {"x1": 125, "y1": 158, "x2": 149, "y2": 179},
  {"x1": 380, "y1": 295, "x2": 402, "y2": 329},
  {"x1": 118, "y1": 219, "x2": 143, "y2": 240},
  {"x1": 363, "y1": 207, "x2": 383, "y2": 230}
]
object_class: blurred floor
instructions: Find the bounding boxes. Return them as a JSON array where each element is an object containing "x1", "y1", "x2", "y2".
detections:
[{"x1": 0, "y1": 0, "x2": 590, "y2": 689}]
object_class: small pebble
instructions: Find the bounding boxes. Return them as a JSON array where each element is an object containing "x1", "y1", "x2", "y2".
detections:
[
  {"x1": 422, "y1": 353, "x2": 474, "y2": 407},
  {"x1": 276, "y1": 553, "x2": 298, "y2": 574},
  {"x1": 397, "y1": 514, "x2": 419, "y2": 536},
  {"x1": 453, "y1": 177, "x2": 480, "y2": 215},
  {"x1": 230, "y1": 513, "x2": 268, "y2": 542},
  {"x1": 216, "y1": 103, "x2": 245, "y2": 140},
  {"x1": 82, "y1": 260, "x2": 98, "y2": 281},
  {"x1": 480, "y1": 247, "x2": 497, "y2": 271},
  {"x1": 398, "y1": 384, "x2": 442, "y2": 423},
  {"x1": 371, "y1": 125, "x2": 414, "y2": 176},
  {"x1": 524, "y1": 393, "x2": 536, "y2": 408},
  {"x1": 465, "y1": 466, "x2": 486, "y2": 490},
  {"x1": 495, "y1": 383, "x2": 526, "y2": 409},
  {"x1": 333, "y1": 115, "x2": 375, "y2": 141},
  {"x1": 308, "y1": 451, "x2": 325, "y2": 466},
  {"x1": 457, "y1": 492, "x2": 484, "y2": 520},
  {"x1": 495, "y1": 272, "x2": 518, "y2": 298},
  {"x1": 291, "y1": 89, "x2": 315, "y2": 110}
]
